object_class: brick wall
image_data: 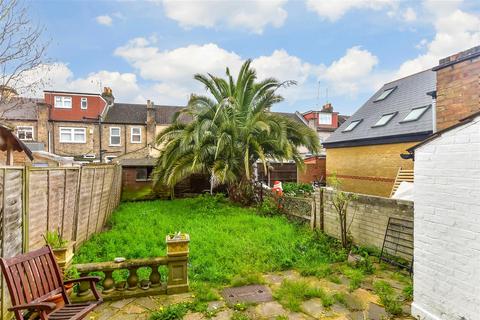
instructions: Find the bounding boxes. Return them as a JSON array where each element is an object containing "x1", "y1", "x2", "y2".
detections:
[
  {"x1": 412, "y1": 114, "x2": 480, "y2": 320},
  {"x1": 435, "y1": 46, "x2": 480, "y2": 131},
  {"x1": 52, "y1": 122, "x2": 97, "y2": 157},
  {"x1": 326, "y1": 142, "x2": 415, "y2": 197},
  {"x1": 313, "y1": 188, "x2": 413, "y2": 250},
  {"x1": 298, "y1": 157, "x2": 326, "y2": 183},
  {"x1": 102, "y1": 124, "x2": 148, "y2": 160}
]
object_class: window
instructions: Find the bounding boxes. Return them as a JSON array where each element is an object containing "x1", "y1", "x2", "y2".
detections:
[
  {"x1": 105, "y1": 156, "x2": 117, "y2": 163},
  {"x1": 374, "y1": 87, "x2": 396, "y2": 102},
  {"x1": 54, "y1": 96, "x2": 72, "y2": 108},
  {"x1": 319, "y1": 113, "x2": 332, "y2": 125},
  {"x1": 131, "y1": 127, "x2": 142, "y2": 143},
  {"x1": 59, "y1": 127, "x2": 86, "y2": 143},
  {"x1": 373, "y1": 112, "x2": 397, "y2": 127},
  {"x1": 16, "y1": 126, "x2": 34, "y2": 141},
  {"x1": 343, "y1": 119, "x2": 362, "y2": 132},
  {"x1": 110, "y1": 127, "x2": 121, "y2": 146},
  {"x1": 402, "y1": 106, "x2": 430, "y2": 122},
  {"x1": 81, "y1": 97, "x2": 88, "y2": 109},
  {"x1": 136, "y1": 167, "x2": 153, "y2": 181}
]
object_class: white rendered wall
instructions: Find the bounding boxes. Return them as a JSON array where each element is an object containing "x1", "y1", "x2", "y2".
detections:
[{"x1": 413, "y1": 117, "x2": 480, "y2": 320}]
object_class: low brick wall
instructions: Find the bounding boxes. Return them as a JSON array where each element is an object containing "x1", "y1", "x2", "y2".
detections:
[{"x1": 312, "y1": 188, "x2": 413, "y2": 249}]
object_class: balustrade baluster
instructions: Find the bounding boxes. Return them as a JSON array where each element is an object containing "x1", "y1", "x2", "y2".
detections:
[
  {"x1": 103, "y1": 270, "x2": 115, "y2": 293},
  {"x1": 150, "y1": 265, "x2": 161, "y2": 287},
  {"x1": 127, "y1": 267, "x2": 139, "y2": 290},
  {"x1": 77, "y1": 272, "x2": 91, "y2": 296}
]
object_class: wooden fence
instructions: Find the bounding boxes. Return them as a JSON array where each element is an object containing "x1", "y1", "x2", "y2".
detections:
[{"x1": 0, "y1": 164, "x2": 122, "y2": 319}]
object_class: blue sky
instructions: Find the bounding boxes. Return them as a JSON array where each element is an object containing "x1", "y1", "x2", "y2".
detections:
[{"x1": 27, "y1": 0, "x2": 480, "y2": 115}]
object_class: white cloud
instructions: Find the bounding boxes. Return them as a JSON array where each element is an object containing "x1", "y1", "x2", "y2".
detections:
[
  {"x1": 20, "y1": 63, "x2": 144, "y2": 103},
  {"x1": 320, "y1": 46, "x2": 380, "y2": 95},
  {"x1": 306, "y1": 0, "x2": 396, "y2": 22},
  {"x1": 95, "y1": 15, "x2": 113, "y2": 26},
  {"x1": 161, "y1": 0, "x2": 287, "y2": 34},
  {"x1": 402, "y1": 7, "x2": 417, "y2": 22},
  {"x1": 396, "y1": 2, "x2": 480, "y2": 77}
]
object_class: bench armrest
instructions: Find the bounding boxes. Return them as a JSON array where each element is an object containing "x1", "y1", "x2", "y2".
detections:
[
  {"x1": 9, "y1": 302, "x2": 56, "y2": 312},
  {"x1": 64, "y1": 276, "x2": 103, "y2": 302},
  {"x1": 64, "y1": 276, "x2": 101, "y2": 285}
]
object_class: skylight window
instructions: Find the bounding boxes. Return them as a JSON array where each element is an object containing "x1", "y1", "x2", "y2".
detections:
[
  {"x1": 373, "y1": 112, "x2": 397, "y2": 127},
  {"x1": 402, "y1": 106, "x2": 430, "y2": 122},
  {"x1": 343, "y1": 119, "x2": 362, "y2": 132},
  {"x1": 374, "y1": 87, "x2": 396, "y2": 102}
]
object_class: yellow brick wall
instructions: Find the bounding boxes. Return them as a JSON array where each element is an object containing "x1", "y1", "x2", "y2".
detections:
[{"x1": 326, "y1": 142, "x2": 416, "y2": 197}]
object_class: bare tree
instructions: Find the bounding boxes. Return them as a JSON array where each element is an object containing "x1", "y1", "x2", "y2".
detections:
[{"x1": 0, "y1": 0, "x2": 48, "y2": 112}]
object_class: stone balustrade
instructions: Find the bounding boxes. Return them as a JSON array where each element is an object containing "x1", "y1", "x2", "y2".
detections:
[{"x1": 72, "y1": 234, "x2": 190, "y2": 301}]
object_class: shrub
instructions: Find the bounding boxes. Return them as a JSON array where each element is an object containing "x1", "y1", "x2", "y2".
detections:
[{"x1": 282, "y1": 183, "x2": 314, "y2": 197}]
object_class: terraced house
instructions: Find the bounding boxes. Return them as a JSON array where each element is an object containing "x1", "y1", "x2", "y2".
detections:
[{"x1": 323, "y1": 69, "x2": 436, "y2": 197}]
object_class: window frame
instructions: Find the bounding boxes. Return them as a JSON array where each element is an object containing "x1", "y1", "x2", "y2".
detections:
[
  {"x1": 342, "y1": 119, "x2": 362, "y2": 132},
  {"x1": 401, "y1": 105, "x2": 430, "y2": 123},
  {"x1": 54, "y1": 96, "x2": 72, "y2": 109},
  {"x1": 130, "y1": 127, "x2": 142, "y2": 144},
  {"x1": 135, "y1": 167, "x2": 153, "y2": 182},
  {"x1": 59, "y1": 127, "x2": 86, "y2": 144},
  {"x1": 318, "y1": 112, "x2": 333, "y2": 125},
  {"x1": 16, "y1": 126, "x2": 34, "y2": 141},
  {"x1": 80, "y1": 97, "x2": 88, "y2": 110},
  {"x1": 372, "y1": 112, "x2": 398, "y2": 128},
  {"x1": 374, "y1": 87, "x2": 396, "y2": 102},
  {"x1": 109, "y1": 127, "x2": 121, "y2": 146}
]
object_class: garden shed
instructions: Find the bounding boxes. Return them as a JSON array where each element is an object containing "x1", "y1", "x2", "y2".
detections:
[{"x1": 411, "y1": 112, "x2": 480, "y2": 320}]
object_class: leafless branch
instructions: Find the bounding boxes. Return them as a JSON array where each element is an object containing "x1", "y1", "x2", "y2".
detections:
[{"x1": 0, "y1": 0, "x2": 48, "y2": 118}]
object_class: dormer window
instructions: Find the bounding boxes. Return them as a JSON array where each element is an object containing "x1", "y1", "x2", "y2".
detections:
[
  {"x1": 402, "y1": 105, "x2": 430, "y2": 122},
  {"x1": 319, "y1": 113, "x2": 332, "y2": 125},
  {"x1": 343, "y1": 119, "x2": 362, "y2": 132},
  {"x1": 54, "y1": 96, "x2": 72, "y2": 108},
  {"x1": 374, "y1": 87, "x2": 396, "y2": 102},
  {"x1": 81, "y1": 97, "x2": 88, "y2": 109},
  {"x1": 372, "y1": 112, "x2": 397, "y2": 127}
]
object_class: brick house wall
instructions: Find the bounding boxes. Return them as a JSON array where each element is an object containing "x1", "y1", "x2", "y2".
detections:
[
  {"x1": 298, "y1": 156, "x2": 326, "y2": 184},
  {"x1": 51, "y1": 121, "x2": 97, "y2": 157},
  {"x1": 102, "y1": 124, "x2": 149, "y2": 160},
  {"x1": 412, "y1": 114, "x2": 480, "y2": 320},
  {"x1": 326, "y1": 142, "x2": 415, "y2": 197},
  {"x1": 434, "y1": 46, "x2": 480, "y2": 131}
]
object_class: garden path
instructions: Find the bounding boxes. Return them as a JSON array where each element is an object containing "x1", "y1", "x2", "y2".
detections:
[{"x1": 88, "y1": 270, "x2": 415, "y2": 320}]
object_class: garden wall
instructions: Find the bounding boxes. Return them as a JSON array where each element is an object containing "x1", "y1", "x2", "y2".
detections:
[
  {"x1": 313, "y1": 188, "x2": 414, "y2": 249},
  {"x1": 0, "y1": 164, "x2": 122, "y2": 319},
  {"x1": 280, "y1": 188, "x2": 414, "y2": 250}
]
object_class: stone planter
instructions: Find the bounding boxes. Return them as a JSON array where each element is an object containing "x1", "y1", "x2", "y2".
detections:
[
  {"x1": 52, "y1": 242, "x2": 75, "y2": 272},
  {"x1": 166, "y1": 234, "x2": 190, "y2": 257}
]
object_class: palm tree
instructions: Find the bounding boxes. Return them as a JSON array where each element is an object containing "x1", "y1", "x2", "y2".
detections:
[{"x1": 154, "y1": 60, "x2": 320, "y2": 203}]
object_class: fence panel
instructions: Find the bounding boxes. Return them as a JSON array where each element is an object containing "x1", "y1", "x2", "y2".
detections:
[
  {"x1": 0, "y1": 167, "x2": 24, "y2": 320},
  {"x1": 0, "y1": 164, "x2": 122, "y2": 319}
]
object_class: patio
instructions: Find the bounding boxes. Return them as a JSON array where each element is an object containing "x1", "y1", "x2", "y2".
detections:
[{"x1": 89, "y1": 269, "x2": 413, "y2": 320}]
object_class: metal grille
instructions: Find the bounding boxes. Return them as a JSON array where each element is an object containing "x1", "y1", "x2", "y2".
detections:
[{"x1": 380, "y1": 217, "x2": 414, "y2": 273}]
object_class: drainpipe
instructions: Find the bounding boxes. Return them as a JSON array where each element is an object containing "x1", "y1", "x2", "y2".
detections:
[{"x1": 427, "y1": 90, "x2": 437, "y2": 133}]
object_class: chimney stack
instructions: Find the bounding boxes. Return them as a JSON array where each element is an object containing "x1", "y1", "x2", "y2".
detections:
[
  {"x1": 146, "y1": 100, "x2": 156, "y2": 150},
  {"x1": 101, "y1": 87, "x2": 114, "y2": 106},
  {"x1": 321, "y1": 103, "x2": 333, "y2": 112}
]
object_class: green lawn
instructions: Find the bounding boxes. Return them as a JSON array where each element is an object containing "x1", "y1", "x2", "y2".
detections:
[{"x1": 74, "y1": 195, "x2": 346, "y2": 284}]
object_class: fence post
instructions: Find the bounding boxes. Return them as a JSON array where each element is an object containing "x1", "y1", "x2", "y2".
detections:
[{"x1": 319, "y1": 188, "x2": 325, "y2": 232}]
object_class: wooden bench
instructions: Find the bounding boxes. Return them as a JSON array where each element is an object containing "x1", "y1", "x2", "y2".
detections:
[{"x1": 0, "y1": 246, "x2": 102, "y2": 320}]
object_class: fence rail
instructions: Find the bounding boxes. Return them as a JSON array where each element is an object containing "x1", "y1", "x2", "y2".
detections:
[{"x1": 0, "y1": 164, "x2": 122, "y2": 319}]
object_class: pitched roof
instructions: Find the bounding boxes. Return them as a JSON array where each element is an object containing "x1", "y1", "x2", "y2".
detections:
[
  {"x1": 324, "y1": 69, "x2": 436, "y2": 147},
  {"x1": 275, "y1": 112, "x2": 306, "y2": 124},
  {"x1": 103, "y1": 103, "x2": 186, "y2": 124},
  {"x1": 0, "y1": 97, "x2": 42, "y2": 120}
]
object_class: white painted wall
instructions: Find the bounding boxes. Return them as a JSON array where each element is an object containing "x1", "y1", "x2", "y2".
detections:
[{"x1": 413, "y1": 116, "x2": 480, "y2": 320}]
